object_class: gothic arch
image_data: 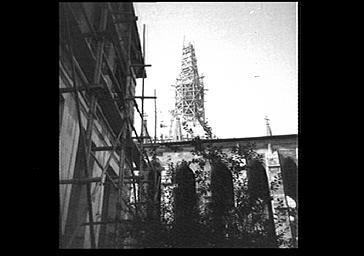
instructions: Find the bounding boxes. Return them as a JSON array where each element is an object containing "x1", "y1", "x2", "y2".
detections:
[{"x1": 280, "y1": 157, "x2": 298, "y2": 202}]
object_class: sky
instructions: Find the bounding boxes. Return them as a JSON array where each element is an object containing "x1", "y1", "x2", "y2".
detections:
[{"x1": 132, "y1": 2, "x2": 298, "y2": 139}]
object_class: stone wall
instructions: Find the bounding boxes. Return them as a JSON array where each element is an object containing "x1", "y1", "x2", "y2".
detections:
[{"x1": 149, "y1": 134, "x2": 298, "y2": 247}]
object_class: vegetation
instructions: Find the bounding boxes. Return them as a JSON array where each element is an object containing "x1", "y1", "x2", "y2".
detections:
[{"x1": 146, "y1": 138, "x2": 296, "y2": 248}]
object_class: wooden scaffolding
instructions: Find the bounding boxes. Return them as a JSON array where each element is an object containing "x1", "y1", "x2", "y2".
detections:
[{"x1": 59, "y1": 2, "x2": 160, "y2": 248}]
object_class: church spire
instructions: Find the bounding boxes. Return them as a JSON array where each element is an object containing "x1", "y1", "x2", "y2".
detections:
[
  {"x1": 265, "y1": 116, "x2": 272, "y2": 136},
  {"x1": 169, "y1": 39, "x2": 211, "y2": 141}
]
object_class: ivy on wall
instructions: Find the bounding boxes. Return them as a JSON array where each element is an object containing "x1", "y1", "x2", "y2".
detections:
[{"x1": 154, "y1": 138, "x2": 296, "y2": 248}]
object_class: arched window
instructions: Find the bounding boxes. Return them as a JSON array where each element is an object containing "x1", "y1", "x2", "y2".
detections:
[{"x1": 280, "y1": 157, "x2": 298, "y2": 202}]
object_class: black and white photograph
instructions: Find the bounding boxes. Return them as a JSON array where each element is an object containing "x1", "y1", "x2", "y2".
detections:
[{"x1": 59, "y1": 2, "x2": 298, "y2": 248}]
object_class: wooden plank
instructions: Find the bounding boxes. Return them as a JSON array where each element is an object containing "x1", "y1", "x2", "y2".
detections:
[
  {"x1": 125, "y1": 96, "x2": 156, "y2": 100},
  {"x1": 129, "y1": 64, "x2": 151, "y2": 67},
  {"x1": 59, "y1": 84, "x2": 103, "y2": 93},
  {"x1": 60, "y1": 177, "x2": 102, "y2": 185},
  {"x1": 81, "y1": 219, "x2": 135, "y2": 226},
  {"x1": 112, "y1": 17, "x2": 138, "y2": 23}
]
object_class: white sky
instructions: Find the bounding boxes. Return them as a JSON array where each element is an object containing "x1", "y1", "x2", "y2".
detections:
[{"x1": 133, "y1": 2, "x2": 298, "y2": 139}]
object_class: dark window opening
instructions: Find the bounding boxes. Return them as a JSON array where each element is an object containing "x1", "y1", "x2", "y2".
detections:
[{"x1": 280, "y1": 157, "x2": 298, "y2": 202}]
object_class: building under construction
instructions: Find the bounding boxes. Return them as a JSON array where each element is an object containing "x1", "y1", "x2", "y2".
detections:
[
  {"x1": 59, "y1": 2, "x2": 160, "y2": 248},
  {"x1": 166, "y1": 41, "x2": 213, "y2": 142},
  {"x1": 59, "y1": 2, "x2": 298, "y2": 248}
]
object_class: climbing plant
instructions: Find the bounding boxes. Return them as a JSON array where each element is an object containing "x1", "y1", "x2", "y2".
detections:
[{"x1": 158, "y1": 138, "x2": 294, "y2": 248}]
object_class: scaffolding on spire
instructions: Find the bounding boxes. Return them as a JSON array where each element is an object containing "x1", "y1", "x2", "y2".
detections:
[
  {"x1": 168, "y1": 40, "x2": 212, "y2": 141},
  {"x1": 265, "y1": 116, "x2": 272, "y2": 136}
]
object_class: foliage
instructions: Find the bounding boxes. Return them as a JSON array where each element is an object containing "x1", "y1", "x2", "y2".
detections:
[{"x1": 158, "y1": 139, "x2": 294, "y2": 248}]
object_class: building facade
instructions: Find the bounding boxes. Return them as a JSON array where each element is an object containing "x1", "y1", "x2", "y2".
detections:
[
  {"x1": 59, "y1": 2, "x2": 157, "y2": 248},
  {"x1": 146, "y1": 134, "x2": 298, "y2": 247}
]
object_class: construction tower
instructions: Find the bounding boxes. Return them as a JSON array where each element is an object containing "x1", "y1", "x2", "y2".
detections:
[{"x1": 169, "y1": 41, "x2": 212, "y2": 141}]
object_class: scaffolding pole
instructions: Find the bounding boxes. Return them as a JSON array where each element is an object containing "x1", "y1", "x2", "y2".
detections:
[
  {"x1": 154, "y1": 89, "x2": 157, "y2": 144},
  {"x1": 84, "y1": 6, "x2": 109, "y2": 248},
  {"x1": 63, "y1": 3, "x2": 110, "y2": 248},
  {"x1": 60, "y1": 3, "x2": 157, "y2": 249}
]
